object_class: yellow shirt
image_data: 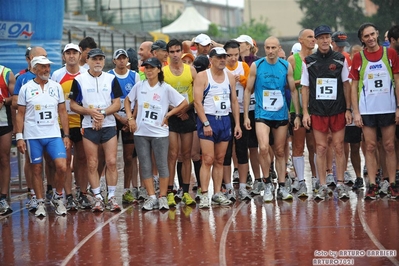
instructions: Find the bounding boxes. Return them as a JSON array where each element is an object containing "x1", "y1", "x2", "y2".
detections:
[{"x1": 163, "y1": 64, "x2": 193, "y2": 103}]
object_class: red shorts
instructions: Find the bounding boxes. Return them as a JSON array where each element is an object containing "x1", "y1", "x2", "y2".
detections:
[{"x1": 311, "y1": 112, "x2": 346, "y2": 133}]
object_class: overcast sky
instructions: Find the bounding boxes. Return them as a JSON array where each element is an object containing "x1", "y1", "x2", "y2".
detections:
[{"x1": 199, "y1": 0, "x2": 244, "y2": 8}]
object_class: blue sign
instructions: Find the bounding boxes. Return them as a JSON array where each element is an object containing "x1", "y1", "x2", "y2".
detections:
[{"x1": 0, "y1": 21, "x2": 33, "y2": 40}]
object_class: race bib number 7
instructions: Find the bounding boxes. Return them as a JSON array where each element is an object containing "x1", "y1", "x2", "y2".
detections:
[{"x1": 262, "y1": 90, "x2": 283, "y2": 111}]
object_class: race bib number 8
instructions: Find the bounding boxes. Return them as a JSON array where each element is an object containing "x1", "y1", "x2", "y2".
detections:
[
  {"x1": 263, "y1": 90, "x2": 283, "y2": 111},
  {"x1": 316, "y1": 78, "x2": 337, "y2": 100},
  {"x1": 34, "y1": 104, "x2": 56, "y2": 125},
  {"x1": 367, "y1": 72, "x2": 389, "y2": 95}
]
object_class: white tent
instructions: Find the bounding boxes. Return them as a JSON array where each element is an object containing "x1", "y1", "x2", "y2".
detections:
[{"x1": 156, "y1": 5, "x2": 211, "y2": 34}]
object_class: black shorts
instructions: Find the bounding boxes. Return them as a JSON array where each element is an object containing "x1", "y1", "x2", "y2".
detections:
[
  {"x1": 344, "y1": 126, "x2": 362, "y2": 144},
  {"x1": 120, "y1": 129, "x2": 134, "y2": 145},
  {"x1": 82, "y1": 127, "x2": 117, "y2": 144},
  {"x1": 61, "y1": 127, "x2": 82, "y2": 143},
  {"x1": 255, "y1": 118, "x2": 288, "y2": 146},
  {"x1": 168, "y1": 109, "x2": 196, "y2": 133},
  {"x1": 0, "y1": 125, "x2": 12, "y2": 136},
  {"x1": 362, "y1": 113, "x2": 395, "y2": 128}
]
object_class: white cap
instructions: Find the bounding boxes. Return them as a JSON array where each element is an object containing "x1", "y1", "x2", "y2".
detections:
[
  {"x1": 235, "y1": 35, "x2": 254, "y2": 47},
  {"x1": 31, "y1": 56, "x2": 53, "y2": 68},
  {"x1": 113, "y1": 49, "x2": 128, "y2": 59},
  {"x1": 194, "y1": 33, "x2": 212, "y2": 46},
  {"x1": 291, "y1": 43, "x2": 301, "y2": 54},
  {"x1": 63, "y1": 43, "x2": 81, "y2": 53}
]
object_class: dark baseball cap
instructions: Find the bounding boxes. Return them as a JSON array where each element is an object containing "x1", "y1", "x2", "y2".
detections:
[
  {"x1": 332, "y1": 31, "x2": 350, "y2": 47},
  {"x1": 151, "y1": 40, "x2": 167, "y2": 52},
  {"x1": 314, "y1": 25, "x2": 332, "y2": 38},
  {"x1": 193, "y1": 55, "x2": 209, "y2": 73},
  {"x1": 142, "y1": 57, "x2": 162, "y2": 69},
  {"x1": 209, "y1": 47, "x2": 227, "y2": 57},
  {"x1": 87, "y1": 48, "x2": 105, "y2": 58}
]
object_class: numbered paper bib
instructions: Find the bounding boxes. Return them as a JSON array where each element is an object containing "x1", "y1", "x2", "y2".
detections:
[
  {"x1": 263, "y1": 90, "x2": 283, "y2": 111},
  {"x1": 143, "y1": 102, "x2": 162, "y2": 126},
  {"x1": 367, "y1": 72, "x2": 389, "y2": 95},
  {"x1": 34, "y1": 104, "x2": 56, "y2": 125},
  {"x1": 316, "y1": 78, "x2": 337, "y2": 100},
  {"x1": 213, "y1": 94, "x2": 230, "y2": 115}
]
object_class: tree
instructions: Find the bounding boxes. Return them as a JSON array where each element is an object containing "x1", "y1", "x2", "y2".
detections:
[
  {"x1": 235, "y1": 17, "x2": 273, "y2": 41},
  {"x1": 296, "y1": 0, "x2": 366, "y2": 32},
  {"x1": 162, "y1": 11, "x2": 181, "y2": 27},
  {"x1": 207, "y1": 23, "x2": 222, "y2": 38},
  {"x1": 369, "y1": 0, "x2": 399, "y2": 33}
]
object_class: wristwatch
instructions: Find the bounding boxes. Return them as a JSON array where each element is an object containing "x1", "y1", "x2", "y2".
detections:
[
  {"x1": 203, "y1": 121, "x2": 210, "y2": 127},
  {"x1": 100, "y1": 109, "x2": 106, "y2": 118}
]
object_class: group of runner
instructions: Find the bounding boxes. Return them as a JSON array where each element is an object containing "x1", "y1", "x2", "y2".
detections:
[{"x1": 1, "y1": 22, "x2": 399, "y2": 217}]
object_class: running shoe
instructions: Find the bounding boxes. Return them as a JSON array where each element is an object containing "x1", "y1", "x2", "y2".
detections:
[
  {"x1": 122, "y1": 190, "x2": 135, "y2": 204},
  {"x1": 379, "y1": 180, "x2": 390, "y2": 195},
  {"x1": 352, "y1": 177, "x2": 364, "y2": 190},
  {"x1": 28, "y1": 196, "x2": 38, "y2": 211},
  {"x1": 45, "y1": 190, "x2": 53, "y2": 205},
  {"x1": 336, "y1": 184, "x2": 349, "y2": 199},
  {"x1": 138, "y1": 187, "x2": 148, "y2": 201},
  {"x1": 198, "y1": 194, "x2": 210, "y2": 209},
  {"x1": 211, "y1": 192, "x2": 232, "y2": 206},
  {"x1": 365, "y1": 184, "x2": 378, "y2": 200},
  {"x1": 106, "y1": 196, "x2": 121, "y2": 211},
  {"x1": 142, "y1": 197, "x2": 159, "y2": 211},
  {"x1": 78, "y1": 192, "x2": 92, "y2": 209},
  {"x1": 167, "y1": 192, "x2": 177, "y2": 207},
  {"x1": 285, "y1": 175, "x2": 292, "y2": 193},
  {"x1": 0, "y1": 199, "x2": 12, "y2": 215},
  {"x1": 225, "y1": 188, "x2": 236, "y2": 201},
  {"x1": 92, "y1": 197, "x2": 105, "y2": 212},
  {"x1": 297, "y1": 181, "x2": 309, "y2": 198},
  {"x1": 246, "y1": 172, "x2": 253, "y2": 188},
  {"x1": 388, "y1": 183, "x2": 399, "y2": 199},
  {"x1": 51, "y1": 197, "x2": 67, "y2": 215},
  {"x1": 277, "y1": 186, "x2": 293, "y2": 200},
  {"x1": 182, "y1": 192, "x2": 196, "y2": 205},
  {"x1": 326, "y1": 173, "x2": 336, "y2": 186},
  {"x1": 174, "y1": 188, "x2": 183, "y2": 201},
  {"x1": 35, "y1": 201, "x2": 47, "y2": 217},
  {"x1": 158, "y1": 196, "x2": 169, "y2": 210},
  {"x1": 263, "y1": 183, "x2": 274, "y2": 202},
  {"x1": 66, "y1": 195, "x2": 78, "y2": 211},
  {"x1": 132, "y1": 187, "x2": 139, "y2": 199},
  {"x1": 238, "y1": 188, "x2": 252, "y2": 201},
  {"x1": 251, "y1": 180, "x2": 264, "y2": 195},
  {"x1": 314, "y1": 185, "x2": 328, "y2": 200},
  {"x1": 291, "y1": 178, "x2": 300, "y2": 192},
  {"x1": 344, "y1": 171, "x2": 354, "y2": 184}
]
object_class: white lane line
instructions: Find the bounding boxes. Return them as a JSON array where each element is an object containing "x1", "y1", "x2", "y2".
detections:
[
  {"x1": 60, "y1": 206, "x2": 133, "y2": 266},
  {"x1": 219, "y1": 202, "x2": 245, "y2": 266},
  {"x1": 357, "y1": 199, "x2": 399, "y2": 266}
]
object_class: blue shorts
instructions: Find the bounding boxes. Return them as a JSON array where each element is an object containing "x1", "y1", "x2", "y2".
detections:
[
  {"x1": 197, "y1": 114, "x2": 232, "y2": 143},
  {"x1": 26, "y1": 138, "x2": 66, "y2": 164}
]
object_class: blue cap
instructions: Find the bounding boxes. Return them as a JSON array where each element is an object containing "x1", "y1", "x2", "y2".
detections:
[{"x1": 314, "y1": 25, "x2": 332, "y2": 38}]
